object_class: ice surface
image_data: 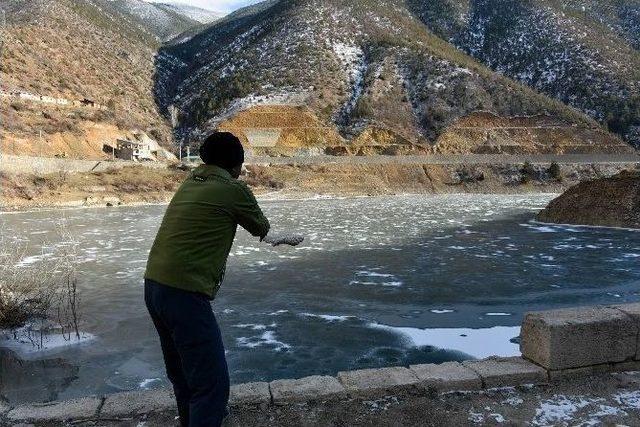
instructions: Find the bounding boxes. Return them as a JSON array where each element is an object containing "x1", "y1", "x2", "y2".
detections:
[
  {"x1": 0, "y1": 326, "x2": 95, "y2": 358},
  {"x1": 2, "y1": 194, "x2": 639, "y2": 401}
]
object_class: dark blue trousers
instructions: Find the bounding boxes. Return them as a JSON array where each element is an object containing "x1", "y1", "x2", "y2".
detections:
[{"x1": 144, "y1": 279, "x2": 230, "y2": 427}]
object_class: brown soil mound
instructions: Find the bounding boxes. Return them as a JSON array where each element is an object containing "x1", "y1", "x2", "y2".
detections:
[{"x1": 536, "y1": 170, "x2": 640, "y2": 229}]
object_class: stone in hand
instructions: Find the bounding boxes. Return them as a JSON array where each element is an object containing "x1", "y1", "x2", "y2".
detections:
[{"x1": 263, "y1": 234, "x2": 305, "y2": 247}]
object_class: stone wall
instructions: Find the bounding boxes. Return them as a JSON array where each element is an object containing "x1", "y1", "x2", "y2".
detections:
[
  {"x1": 0, "y1": 154, "x2": 168, "y2": 175},
  {"x1": 2, "y1": 303, "x2": 640, "y2": 424},
  {"x1": 520, "y1": 303, "x2": 640, "y2": 379}
]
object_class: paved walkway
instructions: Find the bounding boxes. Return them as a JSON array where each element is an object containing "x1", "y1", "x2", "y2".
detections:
[{"x1": 14, "y1": 371, "x2": 638, "y2": 426}]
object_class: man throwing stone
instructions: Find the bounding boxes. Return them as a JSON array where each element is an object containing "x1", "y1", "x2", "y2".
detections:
[{"x1": 144, "y1": 132, "x2": 270, "y2": 427}]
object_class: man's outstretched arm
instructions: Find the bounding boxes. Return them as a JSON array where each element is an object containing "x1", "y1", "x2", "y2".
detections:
[{"x1": 233, "y1": 182, "x2": 270, "y2": 239}]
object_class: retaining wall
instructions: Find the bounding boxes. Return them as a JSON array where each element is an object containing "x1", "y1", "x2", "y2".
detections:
[
  {"x1": 2, "y1": 303, "x2": 640, "y2": 424},
  {"x1": 0, "y1": 154, "x2": 168, "y2": 175}
]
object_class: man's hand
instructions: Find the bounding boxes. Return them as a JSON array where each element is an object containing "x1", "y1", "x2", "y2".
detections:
[{"x1": 263, "y1": 234, "x2": 305, "y2": 247}]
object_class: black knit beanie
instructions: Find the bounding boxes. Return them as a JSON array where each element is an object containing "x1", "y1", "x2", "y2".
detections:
[{"x1": 199, "y1": 132, "x2": 245, "y2": 169}]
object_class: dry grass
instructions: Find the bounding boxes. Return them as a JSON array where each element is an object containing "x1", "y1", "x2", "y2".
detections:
[
  {"x1": 242, "y1": 165, "x2": 285, "y2": 190},
  {"x1": 0, "y1": 223, "x2": 82, "y2": 346},
  {"x1": 87, "y1": 167, "x2": 187, "y2": 193}
]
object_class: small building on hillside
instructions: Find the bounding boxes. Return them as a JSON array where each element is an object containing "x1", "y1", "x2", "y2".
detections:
[
  {"x1": 111, "y1": 131, "x2": 178, "y2": 162},
  {"x1": 115, "y1": 139, "x2": 155, "y2": 161}
]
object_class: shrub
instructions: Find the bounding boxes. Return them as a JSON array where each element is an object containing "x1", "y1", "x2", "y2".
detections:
[
  {"x1": 521, "y1": 161, "x2": 538, "y2": 183},
  {"x1": 548, "y1": 162, "x2": 562, "y2": 181},
  {"x1": 10, "y1": 101, "x2": 25, "y2": 112},
  {"x1": 242, "y1": 165, "x2": 284, "y2": 190},
  {"x1": 352, "y1": 98, "x2": 374, "y2": 119},
  {"x1": 0, "y1": 224, "x2": 82, "y2": 346},
  {"x1": 456, "y1": 166, "x2": 485, "y2": 183}
]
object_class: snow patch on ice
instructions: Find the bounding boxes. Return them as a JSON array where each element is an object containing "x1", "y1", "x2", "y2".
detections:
[
  {"x1": 368, "y1": 323, "x2": 520, "y2": 358},
  {"x1": 236, "y1": 331, "x2": 291, "y2": 352},
  {"x1": 0, "y1": 324, "x2": 95, "y2": 357},
  {"x1": 300, "y1": 313, "x2": 355, "y2": 322},
  {"x1": 139, "y1": 378, "x2": 161, "y2": 389}
]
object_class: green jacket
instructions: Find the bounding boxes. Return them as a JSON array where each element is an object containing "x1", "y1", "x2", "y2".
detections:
[{"x1": 145, "y1": 164, "x2": 270, "y2": 298}]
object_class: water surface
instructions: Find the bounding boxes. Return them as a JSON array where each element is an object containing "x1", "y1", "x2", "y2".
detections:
[{"x1": 1, "y1": 194, "x2": 639, "y2": 404}]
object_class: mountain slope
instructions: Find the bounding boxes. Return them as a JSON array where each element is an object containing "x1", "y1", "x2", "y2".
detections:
[
  {"x1": 155, "y1": 0, "x2": 628, "y2": 155},
  {"x1": 0, "y1": 0, "x2": 173, "y2": 157},
  {"x1": 407, "y1": 0, "x2": 640, "y2": 147}
]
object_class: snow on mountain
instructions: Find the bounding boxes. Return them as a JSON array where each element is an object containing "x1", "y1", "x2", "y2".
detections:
[
  {"x1": 407, "y1": 0, "x2": 640, "y2": 147},
  {"x1": 153, "y1": 2, "x2": 224, "y2": 24},
  {"x1": 105, "y1": 0, "x2": 210, "y2": 40},
  {"x1": 155, "y1": 0, "x2": 615, "y2": 151}
]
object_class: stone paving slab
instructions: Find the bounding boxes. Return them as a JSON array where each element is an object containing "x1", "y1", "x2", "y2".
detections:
[
  {"x1": 521, "y1": 306, "x2": 638, "y2": 370},
  {"x1": 7, "y1": 397, "x2": 101, "y2": 423},
  {"x1": 409, "y1": 361, "x2": 482, "y2": 391},
  {"x1": 230, "y1": 382, "x2": 271, "y2": 406},
  {"x1": 270, "y1": 375, "x2": 345, "y2": 404},
  {"x1": 612, "y1": 303, "x2": 640, "y2": 360},
  {"x1": 100, "y1": 387, "x2": 175, "y2": 417},
  {"x1": 463, "y1": 357, "x2": 548, "y2": 388},
  {"x1": 337, "y1": 367, "x2": 419, "y2": 393}
]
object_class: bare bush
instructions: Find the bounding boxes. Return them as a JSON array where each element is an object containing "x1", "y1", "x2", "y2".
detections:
[{"x1": 0, "y1": 222, "x2": 82, "y2": 348}]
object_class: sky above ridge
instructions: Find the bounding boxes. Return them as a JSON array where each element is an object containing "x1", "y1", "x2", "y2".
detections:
[{"x1": 148, "y1": 0, "x2": 261, "y2": 13}]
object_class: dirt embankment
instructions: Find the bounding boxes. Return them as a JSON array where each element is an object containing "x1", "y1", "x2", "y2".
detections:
[
  {"x1": 1, "y1": 162, "x2": 637, "y2": 211},
  {"x1": 536, "y1": 171, "x2": 640, "y2": 229},
  {"x1": 0, "y1": 166, "x2": 188, "y2": 210}
]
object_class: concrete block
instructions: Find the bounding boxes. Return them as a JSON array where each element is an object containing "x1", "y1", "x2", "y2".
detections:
[
  {"x1": 548, "y1": 363, "x2": 612, "y2": 381},
  {"x1": 409, "y1": 361, "x2": 482, "y2": 392},
  {"x1": 611, "y1": 303, "x2": 640, "y2": 360},
  {"x1": 100, "y1": 388, "x2": 175, "y2": 417},
  {"x1": 7, "y1": 397, "x2": 101, "y2": 422},
  {"x1": 462, "y1": 357, "x2": 547, "y2": 388},
  {"x1": 230, "y1": 382, "x2": 271, "y2": 406},
  {"x1": 521, "y1": 306, "x2": 638, "y2": 370},
  {"x1": 269, "y1": 375, "x2": 345, "y2": 404},
  {"x1": 337, "y1": 367, "x2": 419, "y2": 393}
]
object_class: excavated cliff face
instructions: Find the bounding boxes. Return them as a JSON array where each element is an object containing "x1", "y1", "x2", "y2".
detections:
[
  {"x1": 536, "y1": 171, "x2": 640, "y2": 229},
  {"x1": 434, "y1": 112, "x2": 633, "y2": 155},
  {"x1": 216, "y1": 105, "x2": 345, "y2": 156}
]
